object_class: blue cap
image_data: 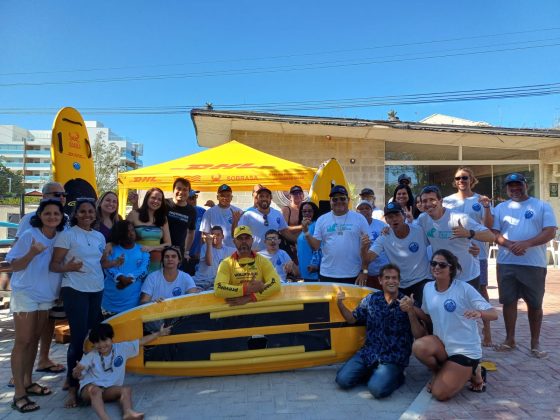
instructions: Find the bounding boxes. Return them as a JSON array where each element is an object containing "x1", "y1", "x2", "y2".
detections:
[
  {"x1": 329, "y1": 185, "x2": 348, "y2": 197},
  {"x1": 384, "y1": 201, "x2": 403, "y2": 216},
  {"x1": 503, "y1": 173, "x2": 527, "y2": 185},
  {"x1": 189, "y1": 190, "x2": 200, "y2": 198}
]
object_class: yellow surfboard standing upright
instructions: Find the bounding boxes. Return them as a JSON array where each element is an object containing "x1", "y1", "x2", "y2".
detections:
[
  {"x1": 308, "y1": 158, "x2": 350, "y2": 216},
  {"x1": 51, "y1": 107, "x2": 98, "y2": 213}
]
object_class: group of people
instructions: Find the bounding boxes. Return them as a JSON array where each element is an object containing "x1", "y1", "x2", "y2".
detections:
[{"x1": 2, "y1": 166, "x2": 556, "y2": 416}]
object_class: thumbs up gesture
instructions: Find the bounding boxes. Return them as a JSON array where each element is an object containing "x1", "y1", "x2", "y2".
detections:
[
  {"x1": 336, "y1": 287, "x2": 346, "y2": 302},
  {"x1": 451, "y1": 218, "x2": 470, "y2": 239},
  {"x1": 398, "y1": 293, "x2": 415, "y2": 313}
]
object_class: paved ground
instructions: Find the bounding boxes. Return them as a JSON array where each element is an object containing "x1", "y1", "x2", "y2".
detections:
[{"x1": 0, "y1": 262, "x2": 559, "y2": 419}]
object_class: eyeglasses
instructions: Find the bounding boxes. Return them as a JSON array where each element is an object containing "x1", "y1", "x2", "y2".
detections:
[
  {"x1": 454, "y1": 176, "x2": 469, "y2": 181},
  {"x1": 40, "y1": 198, "x2": 63, "y2": 205},
  {"x1": 265, "y1": 237, "x2": 279, "y2": 242},
  {"x1": 263, "y1": 214, "x2": 269, "y2": 227},
  {"x1": 430, "y1": 261, "x2": 451, "y2": 269},
  {"x1": 47, "y1": 191, "x2": 67, "y2": 198},
  {"x1": 331, "y1": 197, "x2": 348, "y2": 203}
]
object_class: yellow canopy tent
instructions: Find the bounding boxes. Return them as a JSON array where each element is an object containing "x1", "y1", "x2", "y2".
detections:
[{"x1": 117, "y1": 140, "x2": 317, "y2": 215}]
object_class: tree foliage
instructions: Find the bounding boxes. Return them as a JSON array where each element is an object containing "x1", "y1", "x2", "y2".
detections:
[
  {"x1": 92, "y1": 131, "x2": 123, "y2": 194},
  {"x1": 0, "y1": 159, "x2": 24, "y2": 197}
]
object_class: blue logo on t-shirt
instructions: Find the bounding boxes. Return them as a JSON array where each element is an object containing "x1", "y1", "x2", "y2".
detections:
[
  {"x1": 114, "y1": 355, "x2": 124, "y2": 367},
  {"x1": 172, "y1": 287, "x2": 182, "y2": 296},
  {"x1": 276, "y1": 217, "x2": 281, "y2": 225},
  {"x1": 409, "y1": 242, "x2": 419, "y2": 253},
  {"x1": 472, "y1": 203, "x2": 482, "y2": 212},
  {"x1": 136, "y1": 259, "x2": 143, "y2": 267},
  {"x1": 227, "y1": 216, "x2": 233, "y2": 224},
  {"x1": 525, "y1": 210, "x2": 534, "y2": 219},
  {"x1": 276, "y1": 258, "x2": 281, "y2": 266},
  {"x1": 444, "y1": 299, "x2": 457, "y2": 313}
]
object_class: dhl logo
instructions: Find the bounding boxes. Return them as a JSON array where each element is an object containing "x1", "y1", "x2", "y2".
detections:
[
  {"x1": 132, "y1": 177, "x2": 158, "y2": 182},
  {"x1": 171, "y1": 163, "x2": 267, "y2": 170}
]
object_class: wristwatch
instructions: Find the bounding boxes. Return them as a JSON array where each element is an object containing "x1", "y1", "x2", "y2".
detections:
[
  {"x1": 362, "y1": 269, "x2": 369, "y2": 274},
  {"x1": 468, "y1": 230, "x2": 475, "y2": 240}
]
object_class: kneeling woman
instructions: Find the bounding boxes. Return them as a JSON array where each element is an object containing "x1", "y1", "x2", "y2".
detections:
[{"x1": 413, "y1": 249, "x2": 497, "y2": 401}]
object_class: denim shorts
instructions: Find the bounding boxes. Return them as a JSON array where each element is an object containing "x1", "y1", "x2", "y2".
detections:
[{"x1": 10, "y1": 289, "x2": 53, "y2": 313}]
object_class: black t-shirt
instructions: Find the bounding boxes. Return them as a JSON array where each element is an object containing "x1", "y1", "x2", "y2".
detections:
[{"x1": 166, "y1": 198, "x2": 196, "y2": 248}]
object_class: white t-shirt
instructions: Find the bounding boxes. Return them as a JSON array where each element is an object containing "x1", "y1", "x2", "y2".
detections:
[
  {"x1": 15, "y1": 212, "x2": 34, "y2": 238},
  {"x1": 7, "y1": 228, "x2": 63, "y2": 303},
  {"x1": 422, "y1": 280, "x2": 492, "y2": 359},
  {"x1": 54, "y1": 226, "x2": 106, "y2": 292},
  {"x1": 200, "y1": 205, "x2": 241, "y2": 248},
  {"x1": 313, "y1": 210, "x2": 369, "y2": 278},
  {"x1": 370, "y1": 224, "x2": 432, "y2": 288},
  {"x1": 417, "y1": 210, "x2": 488, "y2": 282},
  {"x1": 258, "y1": 249, "x2": 292, "y2": 282},
  {"x1": 141, "y1": 269, "x2": 196, "y2": 301},
  {"x1": 372, "y1": 207, "x2": 384, "y2": 221},
  {"x1": 444, "y1": 193, "x2": 491, "y2": 260},
  {"x1": 239, "y1": 207, "x2": 288, "y2": 251},
  {"x1": 78, "y1": 340, "x2": 139, "y2": 392},
  {"x1": 195, "y1": 244, "x2": 235, "y2": 285},
  {"x1": 364, "y1": 218, "x2": 390, "y2": 276},
  {"x1": 492, "y1": 197, "x2": 557, "y2": 267}
]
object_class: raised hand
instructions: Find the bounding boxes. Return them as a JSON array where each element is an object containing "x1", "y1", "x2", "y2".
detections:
[
  {"x1": 464, "y1": 309, "x2": 482, "y2": 319},
  {"x1": 451, "y1": 218, "x2": 469, "y2": 239},
  {"x1": 478, "y1": 195, "x2": 492, "y2": 208},
  {"x1": 336, "y1": 287, "x2": 346, "y2": 302},
  {"x1": 398, "y1": 293, "x2": 415, "y2": 313},
  {"x1": 29, "y1": 238, "x2": 47, "y2": 256}
]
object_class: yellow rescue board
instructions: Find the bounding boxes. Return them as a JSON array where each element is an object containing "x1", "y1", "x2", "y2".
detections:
[
  {"x1": 51, "y1": 107, "x2": 97, "y2": 210},
  {"x1": 308, "y1": 158, "x2": 350, "y2": 214},
  {"x1": 105, "y1": 283, "x2": 372, "y2": 377}
]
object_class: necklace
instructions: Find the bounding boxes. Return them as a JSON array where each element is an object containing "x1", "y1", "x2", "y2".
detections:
[
  {"x1": 334, "y1": 211, "x2": 350, "y2": 236},
  {"x1": 99, "y1": 348, "x2": 115, "y2": 372}
]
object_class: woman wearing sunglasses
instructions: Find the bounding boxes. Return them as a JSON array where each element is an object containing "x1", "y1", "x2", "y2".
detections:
[
  {"x1": 443, "y1": 167, "x2": 494, "y2": 347},
  {"x1": 410, "y1": 249, "x2": 497, "y2": 401}
]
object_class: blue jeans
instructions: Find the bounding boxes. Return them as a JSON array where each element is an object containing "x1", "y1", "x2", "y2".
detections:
[
  {"x1": 61, "y1": 287, "x2": 103, "y2": 388},
  {"x1": 336, "y1": 353, "x2": 405, "y2": 398}
]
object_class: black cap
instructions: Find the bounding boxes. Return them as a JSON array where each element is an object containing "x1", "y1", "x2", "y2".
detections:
[
  {"x1": 398, "y1": 174, "x2": 411, "y2": 183},
  {"x1": 289, "y1": 185, "x2": 303, "y2": 194},
  {"x1": 503, "y1": 173, "x2": 527, "y2": 185},
  {"x1": 217, "y1": 184, "x2": 232, "y2": 193},
  {"x1": 384, "y1": 201, "x2": 404, "y2": 216},
  {"x1": 359, "y1": 187, "x2": 374, "y2": 196},
  {"x1": 329, "y1": 185, "x2": 348, "y2": 197}
]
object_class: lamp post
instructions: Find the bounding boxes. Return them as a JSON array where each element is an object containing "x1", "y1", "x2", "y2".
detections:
[
  {"x1": 20, "y1": 137, "x2": 27, "y2": 217},
  {"x1": 7, "y1": 177, "x2": 11, "y2": 194}
]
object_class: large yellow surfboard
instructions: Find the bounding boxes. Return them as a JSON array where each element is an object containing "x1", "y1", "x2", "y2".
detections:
[
  {"x1": 104, "y1": 283, "x2": 372, "y2": 377},
  {"x1": 308, "y1": 158, "x2": 350, "y2": 216},
  {"x1": 51, "y1": 107, "x2": 97, "y2": 212}
]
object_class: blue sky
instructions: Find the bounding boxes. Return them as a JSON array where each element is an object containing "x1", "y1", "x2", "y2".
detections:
[{"x1": 1, "y1": 1, "x2": 559, "y2": 166}]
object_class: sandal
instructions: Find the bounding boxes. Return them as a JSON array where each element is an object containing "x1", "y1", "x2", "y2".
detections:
[
  {"x1": 11, "y1": 395, "x2": 40, "y2": 413},
  {"x1": 469, "y1": 366, "x2": 487, "y2": 393},
  {"x1": 25, "y1": 382, "x2": 52, "y2": 396}
]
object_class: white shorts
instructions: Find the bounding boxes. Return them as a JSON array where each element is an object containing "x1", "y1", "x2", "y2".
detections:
[{"x1": 10, "y1": 290, "x2": 53, "y2": 313}]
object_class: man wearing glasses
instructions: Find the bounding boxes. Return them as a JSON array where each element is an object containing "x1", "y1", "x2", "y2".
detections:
[
  {"x1": 302, "y1": 185, "x2": 369, "y2": 285},
  {"x1": 258, "y1": 229, "x2": 299, "y2": 282},
  {"x1": 238, "y1": 186, "x2": 290, "y2": 252},
  {"x1": 214, "y1": 225, "x2": 280, "y2": 306},
  {"x1": 417, "y1": 186, "x2": 495, "y2": 290},
  {"x1": 16, "y1": 182, "x2": 67, "y2": 236}
]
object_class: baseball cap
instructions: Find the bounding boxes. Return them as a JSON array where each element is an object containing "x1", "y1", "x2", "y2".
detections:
[
  {"x1": 255, "y1": 185, "x2": 272, "y2": 195},
  {"x1": 398, "y1": 174, "x2": 411, "y2": 183},
  {"x1": 234, "y1": 225, "x2": 253, "y2": 238},
  {"x1": 188, "y1": 190, "x2": 200, "y2": 198},
  {"x1": 359, "y1": 187, "x2": 374, "y2": 196},
  {"x1": 217, "y1": 184, "x2": 232, "y2": 193},
  {"x1": 384, "y1": 201, "x2": 404, "y2": 216},
  {"x1": 356, "y1": 200, "x2": 373, "y2": 209},
  {"x1": 329, "y1": 185, "x2": 349, "y2": 197},
  {"x1": 289, "y1": 185, "x2": 303, "y2": 194},
  {"x1": 503, "y1": 173, "x2": 527, "y2": 185}
]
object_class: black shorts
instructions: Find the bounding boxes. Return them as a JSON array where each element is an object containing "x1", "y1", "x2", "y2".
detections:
[
  {"x1": 448, "y1": 354, "x2": 480, "y2": 374},
  {"x1": 497, "y1": 264, "x2": 546, "y2": 308}
]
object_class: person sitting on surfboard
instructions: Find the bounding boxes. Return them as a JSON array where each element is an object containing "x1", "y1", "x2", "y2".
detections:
[
  {"x1": 336, "y1": 264, "x2": 426, "y2": 399},
  {"x1": 73, "y1": 322, "x2": 170, "y2": 420},
  {"x1": 214, "y1": 225, "x2": 280, "y2": 306}
]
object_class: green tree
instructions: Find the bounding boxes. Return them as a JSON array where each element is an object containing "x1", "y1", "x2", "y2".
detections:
[
  {"x1": 0, "y1": 159, "x2": 24, "y2": 197},
  {"x1": 92, "y1": 131, "x2": 124, "y2": 194}
]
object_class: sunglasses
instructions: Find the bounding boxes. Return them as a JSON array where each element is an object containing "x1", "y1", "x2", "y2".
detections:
[
  {"x1": 263, "y1": 214, "x2": 269, "y2": 227},
  {"x1": 430, "y1": 261, "x2": 451, "y2": 269},
  {"x1": 48, "y1": 192, "x2": 68, "y2": 198},
  {"x1": 331, "y1": 196, "x2": 348, "y2": 203},
  {"x1": 454, "y1": 176, "x2": 470, "y2": 181},
  {"x1": 76, "y1": 197, "x2": 96, "y2": 203}
]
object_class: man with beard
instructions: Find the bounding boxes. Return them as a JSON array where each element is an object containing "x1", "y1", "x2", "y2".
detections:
[
  {"x1": 200, "y1": 184, "x2": 241, "y2": 248},
  {"x1": 492, "y1": 173, "x2": 556, "y2": 358},
  {"x1": 237, "y1": 186, "x2": 290, "y2": 252},
  {"x1": 303, "y1": 185, "x2": 369, "y2": 285},
  {"x1": 214, "y1": 225, "x2": 281, "y2": 306}
]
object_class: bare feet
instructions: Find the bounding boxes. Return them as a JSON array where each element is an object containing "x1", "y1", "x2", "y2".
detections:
[
  {"x1": 493, "y1": 342, "x2": 516, "y2": 352},
  {"x1": 64, "y1": 387, "x2": 78, "y2": 408},
  {"x1": 426, "y1": 373, "x2": 436, "y2": 393},
  {"x1": 123, "y1": 409, "x2": 145, "y2": 419},
  {"x1": 469, "y1": 365, "x2": 486, "y2": 392},
  {"x1": 481, "y1": 327, "x2": 493, "y2": 347}
]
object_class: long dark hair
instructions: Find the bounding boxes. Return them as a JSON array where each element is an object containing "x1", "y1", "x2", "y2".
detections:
[
  {"x1": 393, "y1": 184, "x2": 420, "y2": 219},
  {"x1": 30, "y1": 199, "x2": 67, "y2": 232},
  {"x1": 431, "y1": 249, "x2": 462, "y2": 281},
  {"x1": 95, "y1": 191, "x2": 122, "y2": 230},
  {"x1": 108, "y1": 220, "x2": 135, "y2": 247},
  {"x1": 137, "y1": 187, "x2": 167, "y2": 226},
  {"x1": 70, "y1": 198, "x2": 97, "y2": 228},
  {"x1": 298, "y1": 201, "x2": 320, "y2": 224}
]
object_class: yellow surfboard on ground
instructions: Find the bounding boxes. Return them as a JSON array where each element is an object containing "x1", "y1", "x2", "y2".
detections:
[
  {"x1": 309, "y1": 158, "x2": 350, "y2": 216},
  {"x1": 104, "y1": 283, "x2": 372, "y2": 377},
  {"x1": 51, "y1": 107, "x2": 97, "y2": 212}
]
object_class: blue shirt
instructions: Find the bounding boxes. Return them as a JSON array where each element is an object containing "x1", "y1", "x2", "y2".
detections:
[
  {"x1": 353, "y1": 291, "x2": 414, "y2": 367},
  {"x1": 296, "y1": 221, "x2": 320, "y2": 280},
  {"x1": 189, "y1": 206, "x2": 206, "y2": 258}
]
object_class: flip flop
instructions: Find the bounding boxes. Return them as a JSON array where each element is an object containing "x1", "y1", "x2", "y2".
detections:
[
  {"x1": 7, "y1": 377, "x2": 14, "y2": 388},
  {"x1": 11, "y1": 395, "x2": 40, "y2": 413},
  {"x1": 493, "y1": 343, "x2": 516, "y2": 352},
  {"x1": 25, "y1": 382, "x2": 52, "y2": 396},
  {"x1": 530, "y1": 348, "x2": 548, "y2": 359},
  {"x1": 35, "y1": 364, "x2": 66, "y2": 373}
]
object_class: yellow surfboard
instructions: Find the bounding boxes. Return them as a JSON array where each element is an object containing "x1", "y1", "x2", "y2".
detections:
[
  {"x1": 309, "y1": 158, "x2": 350, "y2": 216},
  {"x1": 51, "y1": 107, "x2": 97, "y2": 212},
  {"x1": 103, "y1": 283, "x2": 372, "y2": 377}
]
